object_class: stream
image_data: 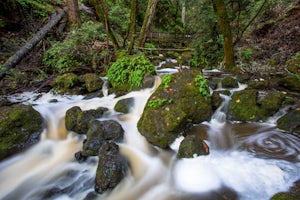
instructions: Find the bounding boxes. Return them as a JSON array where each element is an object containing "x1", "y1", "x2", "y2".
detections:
[{"x1": 0, "y1": 69, "x2": 299, "y2": 200}]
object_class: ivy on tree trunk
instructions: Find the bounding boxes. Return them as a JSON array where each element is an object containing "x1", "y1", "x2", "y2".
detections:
[{"x1": 212, "y1": 0, "x2": 237, "y2": 73}]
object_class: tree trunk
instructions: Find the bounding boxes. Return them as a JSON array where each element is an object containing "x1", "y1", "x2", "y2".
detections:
[
  {"x1": 92, "y1": 0, "x2": 120, "y2": 50},
  {"x1": 127, "y1": 0, "x2": 138, "y2": 54},
  {"x1": 138, "y1": 0, "x2": 158, "y2": 47},
  {"x1": 212, "y1": 0, "x2": 236, "y2": 73},
  {"x1": 182, "y1": 0, "x2": 186, "y2": 27},
  {"x1": 0, "y1": 8, "x2": 67, "y2": 80},
  {"x1": 67, "y1": 0, "x2": 81, "y2": 27}
]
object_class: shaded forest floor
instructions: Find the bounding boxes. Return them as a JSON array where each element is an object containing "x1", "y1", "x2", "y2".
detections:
[{"x1": 0, "y1": 2, "x2": 300, "y2": 96}]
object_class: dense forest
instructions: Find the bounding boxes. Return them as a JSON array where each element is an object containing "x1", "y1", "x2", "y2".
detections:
[{"x1": 0, "y1": 0, "x2": 299, "y2": 94}]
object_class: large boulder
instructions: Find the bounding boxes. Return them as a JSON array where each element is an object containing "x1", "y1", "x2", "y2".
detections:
[
  {"x1": 0, "y1": 104, "x2": 44, "y2": 160},
  {"x1": 65, "y1": 106, "x2": 108, "y2": 134},
  {"x1": 177, "y1": 135, "x2": 209, "y2": 158},
  {"x1": 137, "y1": 70, "x2": 212, "y2": 148},
  {"x1": 81, "y1": 119, "x2": 124, "y2": 157},
  {"x1": 229, "y1": 90, "x2": 285, "y2": 122},
  {"x1": 95, "y1": 141, "x2": 128, "y2": 194}
]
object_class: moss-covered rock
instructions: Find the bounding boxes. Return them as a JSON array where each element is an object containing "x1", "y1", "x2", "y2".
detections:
[
  {"x1": 177, "y1": 135, "x2": 209, "y2": 158},
  {"x1": 278, "y1": 75, "x2": 300, "y2": 92},
  {"x1": 84, "y1": 73, "x2": 104, "y2": 93},
  {"x1": 114, "y1": 98, "x2": 134, "y2": 114},
  {"x1": 54, "y1": 73, "x2": 85, "y2": 95},
  {"x1": 229, "y1": 89, "x2": 262, "y2": 121},
  {"x1": 95, "y1": 141, "x2": 128, "y2": 194},
  {"x1": 65, "y1": 106, "x2": 108, "y2": 134},
  {"x1": 229, "y1": 90, "x2": 285, "y2": 122},
  {"x1": 277, "y1": 109, "x2": 300, "y2": 135},
  {"x1": 221, "y1": 76, "x2": 238, "y2": 88},
  {"x1": 0, "y1": 104, "x2": 44, "y2": 160},
  {"x1": 271, "y1": 179, "x2": 300, "y2": 200},
  {"x1": 137, "y1": 70, "x2": 212, "y2": 148}
]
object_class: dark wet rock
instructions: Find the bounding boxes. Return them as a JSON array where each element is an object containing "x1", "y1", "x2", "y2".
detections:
[
  {"x1": 277, "y1": 109, "x2": 300, "y2": 135},
  {"x1": 0, "y1": 104, "x2": 44, "y2": 160},
  {"x1": 211, "y1": 90, "x2": 231, "y2": 111},
  {"x1": 114, "y1": 98, "x2": 134, "y2": 114},
  {"x1": 83, "y1": 90, "x2": 104, "y2": 100},
  {"x1": 177, "y1": 135, "x2": 209, "y2": 158},
  {"x1": 229, "y1": 89, "x2": 285, "y2": 122},
  {"x1": 271, "y1": 179, "x2": 300, "y2": 200},
  {"x1": 138, "y1": 70, "x2": 212, "y2": 148},
  {"x1": 278, "y1": 74, "x2": 300, "y2": 92},
  {"x1": 95, "y1": 141, "x2": 128, "y2": 194},
  {"x1": 221, "y1": 76, "x2": 238, "y2": 88},
  {"x1": 84, "y1": 73, "x2": 104, "y2": 93},
  {"x1": 81, "y1": 120, "x2": 124, "y2": 157},
  {"x1": 65, "y1": 106, "x2": 108, "y2": 134},
  {"x1": 248, "y1": 79, "x2": 266, "y2": 89},
  {"x1": 142, "y1": 72, "x2": 156, "y2": 88},
  {"x1": 74, "y1": 151, "x2": 87, "y2": 163}
]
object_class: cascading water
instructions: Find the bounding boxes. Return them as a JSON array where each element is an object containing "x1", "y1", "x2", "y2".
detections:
[{"x1": 0, "y1": 70, "x2": 300, "y2": 200}]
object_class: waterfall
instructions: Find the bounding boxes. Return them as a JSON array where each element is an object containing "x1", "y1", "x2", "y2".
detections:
[{"x1": 1, "y1": 76, "x2": 300, "y2": 200}]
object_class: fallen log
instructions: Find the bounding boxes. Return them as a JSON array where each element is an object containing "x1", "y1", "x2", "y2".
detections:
[{"x1": 0, "y1": 8, "x2": 67, "y2": 80}]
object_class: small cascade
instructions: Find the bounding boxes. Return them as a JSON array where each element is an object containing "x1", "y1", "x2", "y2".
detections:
[{"x1": 208, "y1": 94, "x2": 235, "y2": 150}]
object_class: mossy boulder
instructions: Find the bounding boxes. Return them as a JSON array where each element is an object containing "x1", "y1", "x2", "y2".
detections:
[
  {"x1": 177, "y1": 135, "x2": 209, "y2": 158},
  {"x1": 229, "y1": 90, "x2": 285, "y2": 122},
  {"x1": 65, "y1": 106, "x2": 108, "y2": 134},
  {"x1": 137, "y1": 70, "x2": 212, "y2": 148},
  {"x1": 0, "y1": 104, "x2": 44, "y2": 160},
  {"x1": 271, "y1": 179, "x2": 300, "y2": 200},
  {"x1": 114, "y1": 98, "x2": 135, "y2": 114},
  {"x1": 95, "y1": 141, "x2": 128, "y2": 194},
  {"x1": 84, "y1": 73, "x2": 104, "y2": 93},
  {"x1": 277, "y1": 109, "x2": 300, "y2": 135},
  {"x1": 278, "y1": 75, "x2": 300, "y2": 92},
  {"x1": 54, "y1": 73, "x2": 84, "y2": 95},
  {"x1": 221, "y1": 76, "x2": 238, "y2": 88}
]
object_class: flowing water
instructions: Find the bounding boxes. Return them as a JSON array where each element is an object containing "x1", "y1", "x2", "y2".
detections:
[{"x1": 0, "y1": 73, "x2": 300, "y2": 200}]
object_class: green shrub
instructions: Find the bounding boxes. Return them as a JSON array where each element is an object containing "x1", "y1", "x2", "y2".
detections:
[
  {"x1": 43, "y1": 21, "x2": 106, "y2": 73},
  {"x1": 162, "y1": 74, "x2": 172, "y2": 89},
  {"x1": 194, "y1": 74, "x2": 210, "y2": 100},
  {"x1": 107, "y1": 54, "x2": 156, "y2": 89},
  {"x1": 147, "y1": 98, "x2": 173, "y2": 110}
]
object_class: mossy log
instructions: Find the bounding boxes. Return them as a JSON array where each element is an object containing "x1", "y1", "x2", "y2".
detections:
[{"x1": 0, "y1": 8, "x2": 67, "y2": 80}]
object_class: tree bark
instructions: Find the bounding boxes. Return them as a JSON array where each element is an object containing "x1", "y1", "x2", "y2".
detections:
[
  {"x1": 0, "y1": 8, "x2": 67, "y2": 80},
  {"x1": 138, "y1": 0, "x2": 158, "y2": 47},
  {"x1": 67, "y1": 0, "x2": 81, "y2": 27},
  {"x1": 212, "y1": 0, "x2": 236, "y2": 73},
  {"x1": 92, "y1": 0, "x2": 120, "y2": 50},
  {"x1": 127, "y1": 0, "x2": 138, "y2": 54}
]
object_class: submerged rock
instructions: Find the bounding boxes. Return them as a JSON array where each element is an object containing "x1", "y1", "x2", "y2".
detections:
[
  {"x1": 81, "y1": 119, "x2": 124, "y2": 157},
  {"x1": 65, "y1": 106, "x2": 108, "y2": 134},
  {"x1": 138, "y1": 70, "x2": 212, "y2": 148},
  {"x1": 95, "y1": 141, "x2": 128, "y2": 194},
  {"x1": 178, "y1": 135, "x2": 209, "y2": 158},
  {"x1": 0, "y1": 104, "x2": 44, "y2": 160}
]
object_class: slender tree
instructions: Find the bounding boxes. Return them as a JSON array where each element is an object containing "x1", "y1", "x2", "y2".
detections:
[
  {"x1": 127, "y1": 0, "x2": 138, "y2": 54},
  {"x1": 212, "y1": 0, "x2": 236, "y2": 73},
  {"x1": 92, "y1": 0, "x2": 120, "y2": 50},
  {"x1": 138, "y1": 0, "x2": 158, "y2": 47},
  {"x1": 66, "y1": 0, "x2": 81, "y2": 27}
]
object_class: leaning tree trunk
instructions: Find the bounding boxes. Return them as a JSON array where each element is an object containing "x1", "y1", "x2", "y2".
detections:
[
  {"x1": 0, "y1": 8, "x2": 67, "y2": 80},
  {"x1": 138, "y1": 0, "x2": 158, "y2": 48},
  {"x1": 212, "y1": 0, "x2": 237, "y2": 73}
]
